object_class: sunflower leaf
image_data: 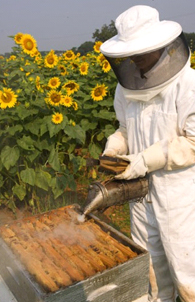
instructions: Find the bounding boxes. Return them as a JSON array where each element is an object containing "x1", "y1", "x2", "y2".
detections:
[
  {"x1": 1, "y1": 146, "x2": 20, "y2": 170},
  {"x1": 48, "y1": 147, "x2": 61, "y2": 171},
  {"x1": 104, "y1": 124, "x2": 117, "y2": 137},
  {"x1": 88, "y1": 142, "x2": 102, "y2": 159},
  {"x1": 92, "y1": 109, "x2": 116, "y2": 121},
  {"x1": 47, "y1": 116, "x2": 68, "y2": 138},
  {"x1": 16, "y1": 105, "x2": 39, "y2": 120},
  {"x1": 24, "y1": 121, "x2": 40, "y2": 136},
  {"x1": 35, "y1": 170, "x2": 51, "y2": 191},
  {"x1": 64, "y1": 125, "x2": 86, "y2": 144},
  {"x1": 81, "y1": 119, "x2": 97, "y2": 131},
  {"x1": 8, "y1": 125, "x2": 23, "y2": 136},
  {"x1": 50, "y1": 176, "x2": 67, "y2": 199},
  {"x1": 20, "y1": 168, "x2": 35, "y2": 186},
  {"x1": 17, "y1": 135, "x2": 35, "y2": 150},
  {"x1": 12, "y1": 184, "x2": 26, "y2": 201}
]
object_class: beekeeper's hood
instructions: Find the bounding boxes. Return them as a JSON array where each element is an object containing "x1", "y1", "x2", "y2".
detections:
[{"x1": 100, "y1": 5, "x2": 190, "y2": 91}]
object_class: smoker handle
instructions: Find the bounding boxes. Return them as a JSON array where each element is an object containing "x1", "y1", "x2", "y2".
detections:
[{"x1": 87, "y1": 283, "x2": 118, "y2": 301}]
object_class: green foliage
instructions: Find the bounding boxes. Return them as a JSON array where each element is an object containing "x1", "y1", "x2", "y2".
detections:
[
  {"x1": 0, "y1": 36, "x2": 118, "y2": 210},
  {"x1": 77, "y1": 41, "x2": 94, "y2": 55},
  {"x1": 92, "y1": 20, "x2": 117, "y2": 42}
]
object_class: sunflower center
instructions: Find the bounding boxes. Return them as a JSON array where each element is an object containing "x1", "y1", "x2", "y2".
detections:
[
  {"x1": 2, "y1": 92, "x2": 11, "y2": 103},
  {"x1": 25, "y1": 40, "x2": 34, "y2": 50},
  {"x1": 47, "y1": 56, "x2": 54, "y2": 64},
  {"x1": 81, "y1": 66, "x2": 86, "y2": 72},
  {"x1": 94, "y1": 88, "x2": 103, "y2": 97},
  {"x1": 51, "y1": 80, "x2": 57, "y2": 86},
  {"x1": 66, "y1": 84, "x2": 75, "y2": 90},
  {"x1": 51, "y1": 94, "x2": 61, "y2": 103}
]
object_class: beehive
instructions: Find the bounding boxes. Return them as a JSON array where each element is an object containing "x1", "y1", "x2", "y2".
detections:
[{"x1": 0, "y1": 205, "x2": 149, "y2": 302}]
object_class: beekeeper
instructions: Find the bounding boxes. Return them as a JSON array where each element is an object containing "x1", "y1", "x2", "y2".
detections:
[{"x1": 100, "y1": 5, "x2": 195, "y2": 302}]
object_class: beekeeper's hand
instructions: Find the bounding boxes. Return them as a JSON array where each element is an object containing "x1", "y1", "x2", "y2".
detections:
[
  {"x1": 115, "y1": 153, "x2": 147, "y2": 179},
  {"x1": 102, "y1": 148, "x2": 118, "y2": 157},
  {"x1": 102, "y1": 127, "x2": 128, "y2": 157},
  {"x1": 115, "y1": 142, "x2": 167, "y2": 180}
]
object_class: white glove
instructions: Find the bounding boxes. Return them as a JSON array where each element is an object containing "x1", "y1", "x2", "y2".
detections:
[
  {"x1": 102, "y1": 148, "x2": 118, "y2": 157},
  {"x1": 115, "y1": 142, "x2": 167, "y2": 180},
  {"x1": 115, "y1": 153, "x2": 148, "y2": 180},
  {"x1": 102, "y1": 127, "x2": 128, "y2": 157}
]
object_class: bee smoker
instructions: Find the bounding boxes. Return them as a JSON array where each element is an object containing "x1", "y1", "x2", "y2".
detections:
[{"x1": 82, "y1": 177, "x2": 148, "y2": 217}]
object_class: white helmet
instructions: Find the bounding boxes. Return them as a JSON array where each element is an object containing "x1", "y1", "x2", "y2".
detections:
[
  {"x1": 100, "y1": 5, "x2": 182, "y2": 57},
  {"x1": 100, "y1": 5, "x2": 189, "y2": 90}
]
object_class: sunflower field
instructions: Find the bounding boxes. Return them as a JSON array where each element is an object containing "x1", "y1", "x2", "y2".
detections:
[{"x1": 0, "y1": 33, "x2": 118, "y2": 211}]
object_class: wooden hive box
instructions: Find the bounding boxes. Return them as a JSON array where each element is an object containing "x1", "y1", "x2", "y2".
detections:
[{"x1": 0, "y1": 205, "x2": 149, "y2": 302}]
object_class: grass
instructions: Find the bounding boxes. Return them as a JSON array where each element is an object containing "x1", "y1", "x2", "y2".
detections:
[{"x1": 96, "y1": 203, "x2": 131, "y2": 237}]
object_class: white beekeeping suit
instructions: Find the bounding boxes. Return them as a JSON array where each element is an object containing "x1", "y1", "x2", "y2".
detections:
[{"x1": 100, "y1": 5, "x2": 195, "y2": 302}]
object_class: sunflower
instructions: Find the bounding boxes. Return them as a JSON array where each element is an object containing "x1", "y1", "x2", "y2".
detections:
[
  {"x1": 16, "y1": 89, "x2": 22, "y2": 94},
  {"x1": 14, "y1": 32, "x2": 24, "y2": 44},
  {"x1": 191, "y1": 58, "x2": 195, "y2": 69},
  {"x1": 24, "y1": 102, "x2": 30, "y2": 108},
  {"x1": 52, "y1": 112, "x2": 63, "y2": 124},
  {"x1": 46, "y1": 90, "x2": 63, "y2": 106},
  {"x1": 34, "y1": 55, "x2": 42, "y2": 65},
  {"x1": 20, "y1": 34, "x2": 37, "y2": 55},
  {"x1": 61, "y1": 95, "x2": 73, "y2": 107},
  {"x1": 30, "y1": 49, "x2": 40, "y2": 58},
  {"x1": 91, "y1": 84, "x2": 108, "y2": 101},
  {"x1": 93, "y1": 41, "x2": 103, "y2": 53},
  {"x1": 72, "y1": 101, "x2": 78, "y2": 111},
  {"x1": 35, "y1": 76, "x2": 42, "y2": 91},
  {"x1": 71, "y1": 62, "x2": 79, "y2": 70},
  {"x1": 97, "y1": 53, "x2": 106, "y2": 64},
  {"x1": 191, "y1": 52, "x2": 195, "y2": 69},
  {"x1": 62, "y1": 81, "x2": 79, "y2": 95},
  {"x1": 63, "y1": 50, "x2": 76, "y2": 61},
  {"x1": 7, "y1": 55, "x2": 16, "y2": 62},
  {"x1": 48, "y1": 77, "x2": 61, "y2": 89},
  {"x1": 79, "y1": 62, "x2": 89, "y2": 75},
  {"x1": 102, "y1": 60, "x2": 111, "y2": 73},
  {"x1": 0, "y1": 88, "x2": 17, "y2": 109},
  {"x1": 58, "y1": 64, "x2": 68, "y2": 76},
  {"x1": 69, "y1": 119, "x2": 76, "y2": 126},
  {"x1": 44, "y1": 50, "x2": 58, "y2": 68},
  {"x1": 25, "y1": 60, "x2": 30, "y2": 66}
]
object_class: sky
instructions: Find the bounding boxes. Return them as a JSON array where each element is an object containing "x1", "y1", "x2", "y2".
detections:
[{"x1": 1, "y1": 0, "x2": 195, "y2": 54}]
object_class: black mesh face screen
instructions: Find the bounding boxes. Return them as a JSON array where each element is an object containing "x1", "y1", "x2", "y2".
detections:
[
  {"x1": 105, "y1": 33, "x2": 189, "y2": 90},
  {"x1": 106, "y1": 56, "x2": 133, "y2": 89}
]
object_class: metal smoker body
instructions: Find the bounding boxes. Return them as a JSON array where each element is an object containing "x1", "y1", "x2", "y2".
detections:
[{"x1": 83, "y1": 177, "x2": 148, "y2": 216}]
